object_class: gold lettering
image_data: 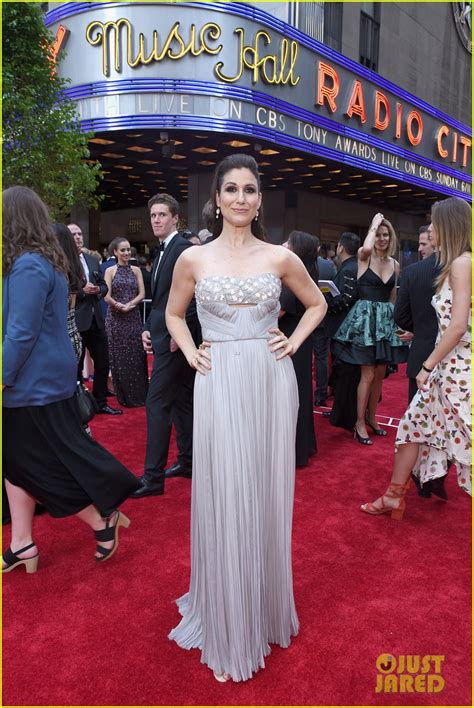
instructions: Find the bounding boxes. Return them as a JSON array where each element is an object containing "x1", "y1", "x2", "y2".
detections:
[
  {"x1": 406, "y1": 656, "x2": 420, "y2": 674},
  {"x1": 399, "y1": 675, "x2": 415, "y2": 692},
  {"x1": 375, "y1": 674, "x2": 384, "y2": 693},
  {"x1": 414, "y1": 675, "x2": 426, "y2": 692},
  {"x1": 215, "y1": 27, "x2": 300, "y2": 86},
  {"x1": 431, "y1": 655, "x2": 445, "y2": 674},
  {"x1": 86, "y1": 19, "x2": 223, "y2": 77},
  {"x1": 384, "y1": 675, "x2": 398, "y2": 692},
  {"x1": 428, "y1": 675, "x2": 445, "y2": 693}
]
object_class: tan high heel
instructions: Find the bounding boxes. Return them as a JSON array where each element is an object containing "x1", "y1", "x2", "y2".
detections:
[
  {"x1": 95, "y1": 511, "x2": 130, "y2": 562},
  {"x1": 360, "y1": 481, "x2": 410, "y2": 520},
  {"x1": 2, "y1": 543, "x2": 39, "y2": 574}
]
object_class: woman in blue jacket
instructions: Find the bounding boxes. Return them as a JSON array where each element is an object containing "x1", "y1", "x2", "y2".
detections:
[{"x1": 2, "y1": 187, "x2": 139, "y2": 573}]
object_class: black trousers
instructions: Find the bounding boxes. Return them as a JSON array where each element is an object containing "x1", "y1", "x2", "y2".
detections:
[
  {"x1": 144, "y1": 348, "x2": 195, "y2": 480},
  {"x1": 313, "y1": 323, "x2": 330, "y2": 402},
  {"x1": 77, "y1": 317, "x2": 109, "y2": 408}
]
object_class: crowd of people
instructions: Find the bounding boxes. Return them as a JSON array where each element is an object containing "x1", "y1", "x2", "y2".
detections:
[{"x1": 2, "y1": 154, "x2": 471, "y2": 684}]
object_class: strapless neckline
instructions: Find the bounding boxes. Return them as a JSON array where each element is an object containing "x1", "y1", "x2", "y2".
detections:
[{"x1": 195, "y1": 272, "x2": 280, "y2": 288}]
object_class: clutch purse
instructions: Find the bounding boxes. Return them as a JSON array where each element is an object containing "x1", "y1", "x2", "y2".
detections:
[{"x1": 75, "y1": 381, "x2": 99, "y2": 424}]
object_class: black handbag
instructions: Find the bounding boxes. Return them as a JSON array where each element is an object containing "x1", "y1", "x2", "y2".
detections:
[{"x1": 75, "y1": 382, "x2": 99, "y2": 424}]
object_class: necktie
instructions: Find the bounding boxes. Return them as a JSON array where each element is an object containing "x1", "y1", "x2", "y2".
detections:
[{"x1": 158, "y1": 241, "x2": 166, "y2": 252}]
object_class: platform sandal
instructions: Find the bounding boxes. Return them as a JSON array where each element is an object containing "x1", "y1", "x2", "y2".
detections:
[
  {"x1": 2, "y1": 543, "x2": 39, "y2": 574},
  {"x1": 95, "y1": 511, "x2": 130, "y2": 563}
]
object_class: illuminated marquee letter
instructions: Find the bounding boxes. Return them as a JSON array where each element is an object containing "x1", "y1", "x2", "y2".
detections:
[
  {"x1": 406, "y1": 111, "x2": 423, "y2": 146},
  {"x1": 345, "y1": 80, "x2": 367, "y2": 124},
  {"x1": 316, "y1": 61, "x2": 339, "y2": 113},
  {"x1": 374, "y1": 90, "x2": 390, "y2": 131},
  {"x1": 436, "y1": 125, "x2": 449, "y2": 158},
  {"x1": 459, "y1": 135, "x2": 472, "y2": 167}
]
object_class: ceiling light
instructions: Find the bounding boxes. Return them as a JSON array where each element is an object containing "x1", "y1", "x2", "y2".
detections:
[
  {"x1": 362, "y1": 196, "x2": 371, "y2": 200},
  {"x1": 286, "y1": 157, "x2": 304, "y2": 162},
  {"x1": 104, "y1": 178, "x2": 119, "y2": 182},
  {"x1": 293, "y1": 181, "x2": 303, "y2": 185},
  {"x1": 310, "y1": 185, "x2": 322, "y2": 189},
  {"x1": 338, "y1": 182, "x2": 350, "y2": 186},
  {"x1": 272, "y1": 177, "x2": 284, "y2": 181},
  {"x1": 115, "y1": 165, "x2": 133, "y2": 170},
  {"x1": 309, "y1": 163, "x2": 326, "y2": 168},
  {"x1": 355, "y1": 186, "x2": 368, "y2": 190},
  {"x1": 90, "y1": 137, "x2": 115, "y2": 145},
  {"x1": 192, "y1": 147, "x2": 217, "y2": 153},
  {"x1": 301, "y1": 173, "x2": 314, "y2": 177},
  {"x1": 329, "y1": 169, "x2": 341, "y2": 174},
  {"x1": 128, "y1": 175, "x2": 140, "y2": 179},
  {"x1": 329, "y1": 189, "x2": 340, "y2": 193},
  {"x1": 194, "y1": 134, "x2": 208, "y2": 139},
  {"x1": 349, "y1": 174, "x2": 363, "y2": 178},
  {"x1": 138, "y1": 160, "x2": 158, "y2": 165},
  {"x1": 101, "y1": 152, "x2": 126, "y2": 159},
  {"x1": 383, "y1": 184, "x2": 398, "y2": 188},
  {"x1": 367, "y1": 179, "x2": 381, "y2": 184},
  {"x1": 399, "y1": 189, "x2": 413, "y2": 192},
  {"x1": 387, "y1": 195, "x2": 397, "y2": 198},
  {"x1": 320, "y1": 178, "x2": 331, "y2": 182},
  {"x1": 258, "y1": 162, "x2": 271, "y2": 167},
  {"x1": 414, "y1": 193, "x2": 426, "y2": 196},
  {"x1": 259, "y1": 149, "x2": 279, "y2": 155},
  {"x1": 347, "y1": 193, "x2": 357, "y2": 196},
  {"x1": 197, "y1": 160, "x2": 216, "y2": 166},
  {"x1": 278, "y1": 168, "x2": 295, "y2": 172},
  {"x1": 126, "y1": 133, "x2": 143, "y2": 138},
  {"x1": 127, "y1": 146, "x2": 153, "y2": 153},
  {"x1": 171, "y1": 154, "x2": 186, "y2": 160},
  {"x1": 146, "y1": 170, "x2": 163, "y2": 175},
  {"x1": 224, "y1": 140, "x2": 250, "y2": 148}
]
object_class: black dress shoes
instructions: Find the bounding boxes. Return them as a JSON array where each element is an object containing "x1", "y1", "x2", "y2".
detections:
[
  {"x1": 164, "y1": 463, "x2": 192, "y2": 479},
  {"x1": 130, "y1": 476, "x2": 164, "y2": 498},
  {"x1": 425, "y1": 475, "x2": 448, "y2": 500},
  {"x1": 98, "y1": 404, "x2": 123, "y2": 415}
]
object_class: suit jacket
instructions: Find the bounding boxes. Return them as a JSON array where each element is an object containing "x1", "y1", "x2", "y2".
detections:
[
  {"x1": 394, "y1": 253, "x2": 439, "y2": 379},
  {"x1": 3, "y1": 253, "x2": 77, "y2": 407},
  {"x1": 74, "y1": 253, "x2": 108, "y2": 332},
  {"x1": 146, "y1": 233, "x2": 199, "y2": 355},
  {"x1": 325, "y1": 256, "x2": 359, "y2": 338}
]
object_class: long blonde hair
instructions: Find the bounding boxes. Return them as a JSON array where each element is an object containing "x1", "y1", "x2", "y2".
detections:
[{"x1": 432, "y1": 197, "x2": 472, "y2": 292}]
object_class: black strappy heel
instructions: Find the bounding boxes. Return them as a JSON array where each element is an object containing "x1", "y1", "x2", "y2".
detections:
[
  {"x1": 95, "y1": 511, "x2": 130, "y2": 563},
  {"x1": 353, "y1": 426, "x2": 373, "y2": 445},
  {"x1": 365, "y1": 419, "x2": 388, "y2": 437},
  {"x1": 2, "y1": 543, "x2": 39, "y2": 574}
]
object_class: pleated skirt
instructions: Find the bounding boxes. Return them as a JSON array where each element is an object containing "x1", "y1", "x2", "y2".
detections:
[
  {"x1": 3, "y1": 396, "x2": 139, "y2": 517},
  {"x1": 169, "y1": 337, "x2": 300, "y2": 681}
]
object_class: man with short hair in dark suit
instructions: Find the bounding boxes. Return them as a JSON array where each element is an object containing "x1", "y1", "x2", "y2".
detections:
[
  {"x1": 131, "y1": 194, "x2": 200, "y2": 498},
  {"x1": 68, "y1": 223, "x2": 122, "y2": 415},
  {"x1": 394, "y1": 225, "x2": 444, "y2": 498}
]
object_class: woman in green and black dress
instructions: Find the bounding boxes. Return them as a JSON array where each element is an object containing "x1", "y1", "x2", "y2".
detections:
[{"x1": 332, "y1": 213, "x2": 408, "y2": 445}]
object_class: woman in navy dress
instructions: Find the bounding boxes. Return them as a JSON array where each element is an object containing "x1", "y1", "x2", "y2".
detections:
[{"x1": 104, "y1": 238, "x2": 149, "y2": 407}]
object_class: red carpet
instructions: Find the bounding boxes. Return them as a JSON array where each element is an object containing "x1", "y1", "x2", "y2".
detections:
[{"x1": 2, "y1": 367, "x2": 471, "y2": 706}]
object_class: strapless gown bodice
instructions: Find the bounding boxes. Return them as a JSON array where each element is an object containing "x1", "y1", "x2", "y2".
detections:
[{"x1": 195, "y1": 272, "x2": 281, "y2": 342}]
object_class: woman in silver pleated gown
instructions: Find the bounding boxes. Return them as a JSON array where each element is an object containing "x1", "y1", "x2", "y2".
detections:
[{"x1": 166, "y1": 154, "x2": 327, "y2": 682}]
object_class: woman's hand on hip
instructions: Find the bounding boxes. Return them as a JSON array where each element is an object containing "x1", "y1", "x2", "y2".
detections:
[
  {"x1": 268, "y1": 328, "x2": 294, "y2": 359},
  {"x1": 189, "y1": 341, "x2": 212, "y2": 374}
]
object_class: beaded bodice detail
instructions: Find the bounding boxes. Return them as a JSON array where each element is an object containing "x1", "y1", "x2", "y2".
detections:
[{"x1": 195, "y1": 272, "x2": 281, "y2": 305}]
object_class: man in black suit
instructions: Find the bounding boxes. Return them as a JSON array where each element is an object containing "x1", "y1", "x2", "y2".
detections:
[
  {"x1": 68, "y1": 224, "x2": 121, "y2": 415},
  {"x1": 394, "y1": 226, "x2": 444, "y2": 498},
  {"x1": 131, "y1": 194, "x2": 199, "y2": 498},
  {"x1": 325, "y1": 232, "x2": 361, "y2": 430}
]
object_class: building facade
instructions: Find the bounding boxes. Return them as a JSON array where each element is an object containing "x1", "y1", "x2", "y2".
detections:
[{"x1": 44, "y1": 1, "x2": 472, "y2": 258}]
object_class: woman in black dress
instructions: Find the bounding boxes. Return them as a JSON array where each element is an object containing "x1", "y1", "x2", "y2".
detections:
[
  {"x1": 104, "y1": 238, "x2": 149, "y2": 407},
  {"x1": 2, "y1": 187, "x2": 139, "y2": 574},
  {"x1": 280, "y1": 230, "x2": 319, "y2": 467}
]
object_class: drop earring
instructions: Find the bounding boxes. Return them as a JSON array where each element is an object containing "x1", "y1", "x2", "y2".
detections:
[
  {"x1": 216, "y1": 206, "x2": 220, "y2": 218},
  {"x1": 255, "y1": 210, "x2": 259, "y2": 221}
]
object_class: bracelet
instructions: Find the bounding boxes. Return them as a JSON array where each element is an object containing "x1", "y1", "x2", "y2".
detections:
[{"x1": 422, "y1": 362, "x2": 434, "y2": 373}]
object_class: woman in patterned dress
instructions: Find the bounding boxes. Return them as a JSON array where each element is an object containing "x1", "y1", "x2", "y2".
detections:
[{"x1": 361, "y1": 196, "x2": 472, "y2": 519}]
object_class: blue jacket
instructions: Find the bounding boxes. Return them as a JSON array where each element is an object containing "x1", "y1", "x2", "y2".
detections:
[{"x1": 3, "y1": 253, "x2": 77, "y2": 407}]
